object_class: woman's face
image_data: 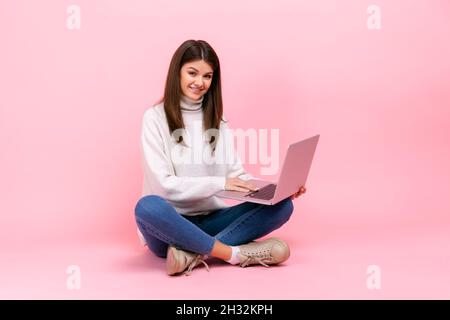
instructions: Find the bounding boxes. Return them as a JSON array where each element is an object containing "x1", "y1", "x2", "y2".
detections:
[{"x1": 180, "y1": 60, "x2": 214, "y2": 101}]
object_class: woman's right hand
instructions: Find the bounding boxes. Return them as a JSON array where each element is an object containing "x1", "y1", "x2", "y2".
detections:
[{"x1": 225, "y1": 177, "x2": 258, "y2": 193}]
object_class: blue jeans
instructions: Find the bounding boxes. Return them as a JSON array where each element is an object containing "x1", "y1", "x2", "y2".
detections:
[{"x1": 134, "y1": 195, "x2": 294, "y2": 258}]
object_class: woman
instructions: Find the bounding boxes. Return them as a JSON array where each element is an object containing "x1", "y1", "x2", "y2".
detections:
[{"x1": 135, "y1": 39, "x2": 306, "y2": 276}]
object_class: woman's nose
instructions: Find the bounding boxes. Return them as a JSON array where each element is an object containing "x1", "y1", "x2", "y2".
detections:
[{"x1": 194, "y1": 77, "x2": 203, "y2": 87}]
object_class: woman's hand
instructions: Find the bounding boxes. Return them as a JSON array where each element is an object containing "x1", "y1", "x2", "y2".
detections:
[
  {"x1": 225, "y1": 178, "x2": 258, "y2": 193},
  {"x1": 290, "y1": 186, "x2": 307, "y2": 200}
]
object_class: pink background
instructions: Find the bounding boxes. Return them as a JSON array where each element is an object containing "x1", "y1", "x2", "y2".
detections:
[{"x1": 1, "y1": 0, "x2": 449, "y2": 299}]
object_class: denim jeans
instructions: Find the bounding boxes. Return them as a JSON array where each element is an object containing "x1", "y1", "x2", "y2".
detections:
[{"x1": 134, "y1": 195, "x2": 294, "y2": 258}]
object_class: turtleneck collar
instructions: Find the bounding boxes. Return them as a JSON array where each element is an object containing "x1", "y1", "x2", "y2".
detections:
[{"x1": 180, "y1": 94, "x2": 204, "y2": 112}]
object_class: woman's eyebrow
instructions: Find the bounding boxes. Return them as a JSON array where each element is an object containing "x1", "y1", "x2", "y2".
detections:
[{"x1": 187, "y1": 67, "x2": 213, "y2": 75}]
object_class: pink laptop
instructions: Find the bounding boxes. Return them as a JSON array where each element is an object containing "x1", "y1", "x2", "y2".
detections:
[{"x1": 215, "y1": 134, "x2": 320, "y2": 205}]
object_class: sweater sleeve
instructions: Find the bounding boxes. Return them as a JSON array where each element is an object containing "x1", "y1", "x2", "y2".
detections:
[{"x1": 141, "y1": 109, "x2": 226, "y2": 202}]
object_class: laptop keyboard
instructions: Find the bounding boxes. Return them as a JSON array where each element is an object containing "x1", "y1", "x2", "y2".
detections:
[{"x1": 245, "y1": 183, "x2": 277, "y2": 200}]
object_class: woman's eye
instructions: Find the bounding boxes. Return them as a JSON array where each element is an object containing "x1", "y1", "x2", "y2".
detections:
[{"x1": 188, "y1": 72, "x2": 211, "y2": 79}]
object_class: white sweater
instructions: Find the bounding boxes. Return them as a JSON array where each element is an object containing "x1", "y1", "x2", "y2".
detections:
[{"x1": 140, "y1": 94, "x2": 254, "y2": 216}]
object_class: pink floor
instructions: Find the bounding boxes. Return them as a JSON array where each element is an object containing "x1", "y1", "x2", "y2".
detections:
[
  {"x1": 1, "y1": 0, "x2": 450, "y2": 301},
  {"x1": 2, "y1": 211, "x2": 449, "y2": 300}
]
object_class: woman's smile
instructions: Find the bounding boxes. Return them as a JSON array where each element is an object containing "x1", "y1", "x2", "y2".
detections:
[{"x1": 189, "y1": 86, "x2": 203, "y2": 94}]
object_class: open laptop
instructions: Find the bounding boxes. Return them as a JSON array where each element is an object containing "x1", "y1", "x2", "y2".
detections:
[{"x1": 215, "y1": 134, "x2": 320, "y2": 205}]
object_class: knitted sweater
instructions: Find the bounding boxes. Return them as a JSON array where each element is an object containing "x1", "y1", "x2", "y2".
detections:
[{"x1": 140, "y1": 94, "x2": 254, "y2": 216}]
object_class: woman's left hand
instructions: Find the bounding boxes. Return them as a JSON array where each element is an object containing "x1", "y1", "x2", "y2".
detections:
[{"x1": 290, "y1": 186, "x2": 307, "y2": 200}]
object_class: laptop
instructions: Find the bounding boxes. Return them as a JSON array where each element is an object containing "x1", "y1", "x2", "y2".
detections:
[{"x1": 215, "y1": 134, "x2": 320, "y2": 205}]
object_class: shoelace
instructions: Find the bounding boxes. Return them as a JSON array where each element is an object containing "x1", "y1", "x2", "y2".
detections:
[
  {"x1": 183, "y1": 255, "x2": 210, "y2": 276},
  {"x1": 239, "y1": 255, "x2": 274, "y2": 268}
]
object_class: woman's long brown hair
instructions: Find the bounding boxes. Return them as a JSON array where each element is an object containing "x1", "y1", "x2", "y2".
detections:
[{"x1": 156, "y1": 40, "x2": 225, "y2": 149}]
